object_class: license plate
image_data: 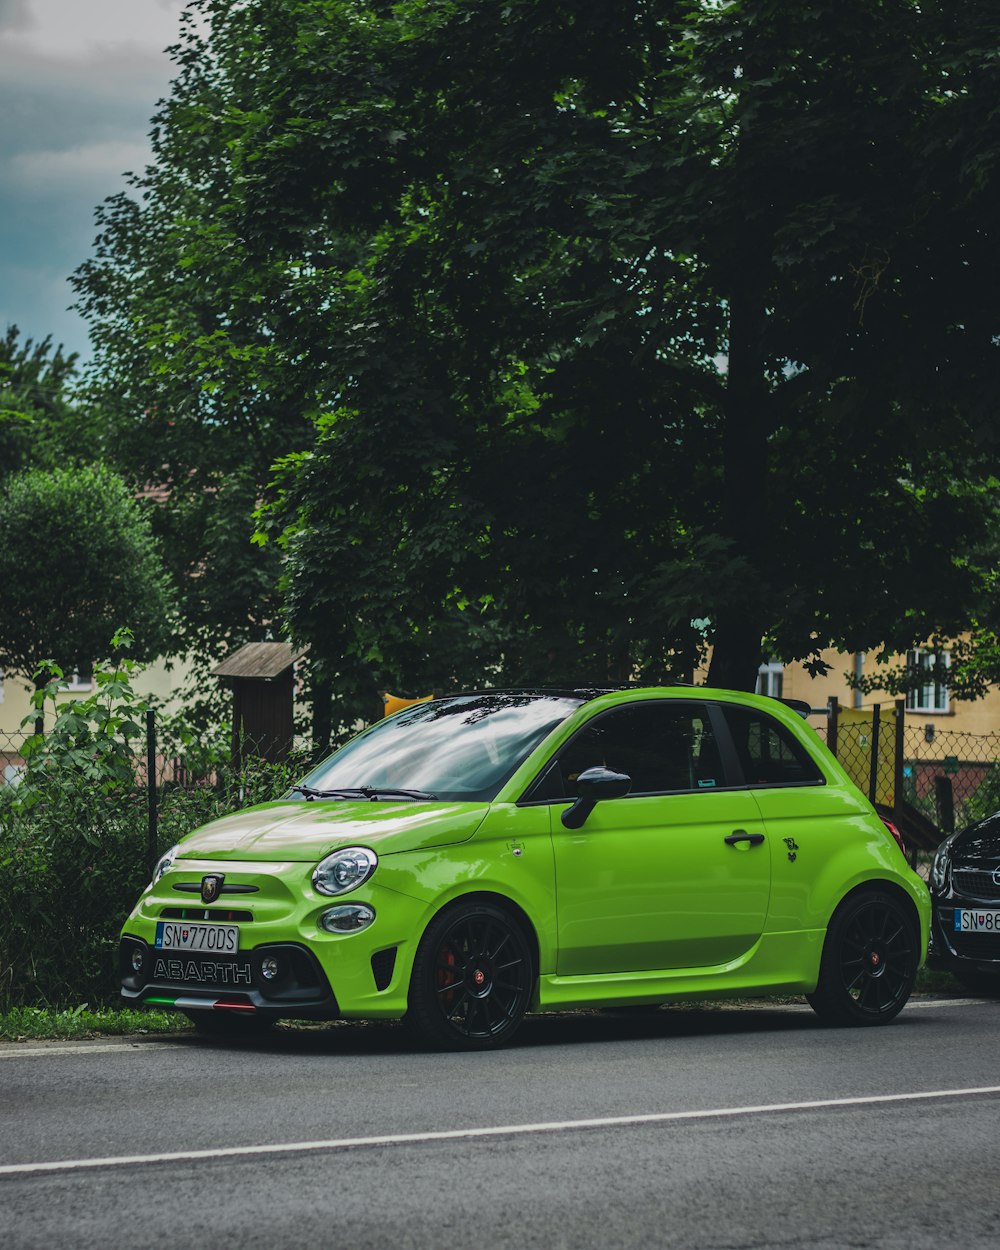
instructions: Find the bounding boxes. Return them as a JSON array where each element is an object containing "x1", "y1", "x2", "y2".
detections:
[
  {"x1": 954, "y1": 909, "x2": 1000, "y2": 934},
  {"x1": 154, "y1": 921, "x2": 239, "y2": 953}
]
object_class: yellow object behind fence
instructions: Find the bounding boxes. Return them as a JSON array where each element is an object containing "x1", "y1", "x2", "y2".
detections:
[
  {"x1": 381, "y1": 692, "x2": 435, "y2": 717},
  {"x1": 837, "y1": 705, "x2": 897, "y2": 807}
]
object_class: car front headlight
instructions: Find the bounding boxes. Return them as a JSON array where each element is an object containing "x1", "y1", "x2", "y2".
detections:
[
  {"x1": 312, "y1": 846, "x2": 378, "y2": 896},
  {"x1": 930, "y1": 835, "x2": 956, "y2": 892},
  {"x1": 152, "y1": 844, "x2": 180, "y2": 885}
]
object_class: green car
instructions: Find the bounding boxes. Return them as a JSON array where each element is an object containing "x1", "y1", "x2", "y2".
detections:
[{"x1": 120, "y1": 687, "x2": 930, "y2": 1048}]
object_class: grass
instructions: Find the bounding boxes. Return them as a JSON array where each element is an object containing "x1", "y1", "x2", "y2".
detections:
[{"x1": 0, "y1": 1005, "x2": 191, "y2": 1042}]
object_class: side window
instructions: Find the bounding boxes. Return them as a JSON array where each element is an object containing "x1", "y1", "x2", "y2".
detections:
[
  {"x1": 722, "y1": 706, "x2": 824, "y2": 787},
  {"x1": 544, "y1": 702, "x2": 725, "y2": 799}
]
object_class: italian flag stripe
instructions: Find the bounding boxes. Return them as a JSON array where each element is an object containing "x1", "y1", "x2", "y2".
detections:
[{"x1": 143, "y1": 994, "x2": 256, "y2": 1012}]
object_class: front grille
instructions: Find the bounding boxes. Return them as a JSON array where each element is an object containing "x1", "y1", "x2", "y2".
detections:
[
  {"x1": 159, "y1": 907, "x2": 254, "y2": 922},
  {"x1": 950, "y1": 933, "x2": 1000, "y2": 961},
  {"x1": 938, "y1": 909, "x2": 1000, "y2": 961},
  {"x1": 952, "y1": 870, "x2": 1000, "y2": 902}
]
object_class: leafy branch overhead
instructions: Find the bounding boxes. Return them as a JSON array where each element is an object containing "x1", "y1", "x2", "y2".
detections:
[{"x1": 74, "y1": 0, "x2": 1000, "y2": 724}]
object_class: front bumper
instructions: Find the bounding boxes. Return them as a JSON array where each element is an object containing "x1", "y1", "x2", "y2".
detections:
[
  {"x1": 927, "y1": 900, "x2": 1000, "y2": 973},
  {"x1": 119, "y1": 857, "x2": 430, "y2": 1020},
  {"x1": 120, "y1": 936, "x2": 339, "y2": 1018}
]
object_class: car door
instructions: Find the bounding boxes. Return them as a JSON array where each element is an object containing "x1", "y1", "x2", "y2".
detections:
[{"x1": 547, "y1": 699, "x2": 771, "y2": 976}]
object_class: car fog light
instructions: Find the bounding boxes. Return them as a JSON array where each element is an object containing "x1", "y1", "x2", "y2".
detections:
[
  {"x1": 320, "y1": 904, "x2": 376, "y2": 933},
  {"x1": 261, "y1": 957, "x2": 280, "y2": 981},
  {"x1": 131, "y1": 948, "x2": 144, "y2": 973}
]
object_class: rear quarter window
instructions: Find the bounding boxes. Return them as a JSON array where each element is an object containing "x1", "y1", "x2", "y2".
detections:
[{"x1": 721, "y1": 705, "x2": 825, "y2": 787}]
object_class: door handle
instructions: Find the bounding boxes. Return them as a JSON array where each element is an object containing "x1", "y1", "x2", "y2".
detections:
[{"x1": 725, "y1": 830, "x2": 765, "y2": 847}]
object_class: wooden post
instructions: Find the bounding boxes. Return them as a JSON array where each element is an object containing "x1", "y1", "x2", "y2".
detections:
[{"x1": 826, "y1": 696, "x2": 839, "y2": 756}]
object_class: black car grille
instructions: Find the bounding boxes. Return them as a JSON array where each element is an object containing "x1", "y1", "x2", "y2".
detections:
[
  {"x1": 952, "y1": 869, "x2": 1000, "y2": 902},
  {"x1": 937, "y1": 908, "x2": 1000, "y2": 961},
  {"x1": 951, "y1": 933, "x2": 1000, "y2": 961}
]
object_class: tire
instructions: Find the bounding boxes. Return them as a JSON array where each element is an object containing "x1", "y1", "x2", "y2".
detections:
[
  {"x1": 807, "y1": 889, "x2": 918, "y2": 1026},
  {"x1": 182, "y1": 1009, "x2": 274, "y2": 1038},
  {"x1": 951, "y1": 965, "x2": 1000, "y2": 996},
  {"x1": 405, "y1": 900, "x2": 534, "y2": 1051}
]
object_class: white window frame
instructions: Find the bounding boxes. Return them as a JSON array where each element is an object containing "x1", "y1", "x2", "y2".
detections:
[
  {"x1": 906, "y1": 648, "x2": 950, "y2": 713},
  {"x1": 755, "y1": 660, "x2": 784, "y2": 700},
  {"x1": 64, "y1": 666, "x2": 94, "y2": 693}
]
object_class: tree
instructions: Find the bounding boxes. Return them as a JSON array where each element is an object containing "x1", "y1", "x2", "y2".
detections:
[
  {"x1": 0, "y1": 325, "x2": 96, "y2": 481},
  {"x1": 75, "y1": 1, "x2": 1000, "y2": 727},
  {"x1": 0, "y1": 465, "x2": 173, "y2": 688}
]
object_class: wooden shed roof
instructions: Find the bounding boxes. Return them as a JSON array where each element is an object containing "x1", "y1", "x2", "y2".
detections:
[{"x1": 211, "y1": 642, "x2": 307, "y2": 681}]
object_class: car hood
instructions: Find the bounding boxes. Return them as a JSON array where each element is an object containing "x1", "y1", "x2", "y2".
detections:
[
  {"x1": 174, "y1": 799, "x2": 489, "y2": 862},
  {"x1": 952, "y1": 812, "x2": 1000, "y2": 866}
]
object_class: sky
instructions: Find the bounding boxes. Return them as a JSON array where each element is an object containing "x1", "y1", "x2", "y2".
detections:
[{"x1": 0, "y1": 0, "x2": 189, "y2": 363}]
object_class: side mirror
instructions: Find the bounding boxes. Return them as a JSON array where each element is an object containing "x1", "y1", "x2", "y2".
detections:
[{"x1": 561, "y1": 766, "x2": 632, "y2": 829}]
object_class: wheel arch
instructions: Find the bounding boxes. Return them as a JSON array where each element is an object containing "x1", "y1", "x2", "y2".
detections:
[
  {"x1": 416, "y1": 889, "x2": 541, "y2": 987},
  {"x1": 827, "y1": 878, "x2": 924, "y2": 949}
]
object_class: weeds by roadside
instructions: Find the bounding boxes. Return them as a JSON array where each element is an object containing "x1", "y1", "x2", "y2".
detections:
[{"x1": 0, "y1": 1005, "x2": 192, "y2": 1042}]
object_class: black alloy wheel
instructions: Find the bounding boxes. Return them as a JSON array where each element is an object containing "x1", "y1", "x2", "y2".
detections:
[
  {"x1": 807, "y1": 890, "x2": 918, "y2": 1026},
  {"x1": 406, "y1": 901, "x2": 534, "y2": 1050}
]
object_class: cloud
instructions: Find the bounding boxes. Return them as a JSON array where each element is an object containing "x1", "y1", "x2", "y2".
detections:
[
  {"x1": 0, "y1": 1, "x2": 190, "y2": 357},
  {"x1": 0, "y1": 0, "x2": 32, "y2": 32},
  {"x1": 0, "y1": 0, "x2": 186, "y2": 61},
  {"x1": 9, "y1": 140, "x2": 151, "y2": 197}
]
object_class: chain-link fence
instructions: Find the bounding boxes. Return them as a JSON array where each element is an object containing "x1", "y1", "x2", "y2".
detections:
[
  {"x1": 901, "y1": 723, "x2": 1000, "y2": 834},
  {"x1": 822, "y1": 700, "x2": 1000, "y2": 847}
]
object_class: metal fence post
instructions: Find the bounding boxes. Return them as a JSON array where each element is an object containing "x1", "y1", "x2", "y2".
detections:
[
  {"x1": 893, "y1": 699, "x2": 905, "y2": 819},
  {"x1": 147, "y1": 707, "x2": 158, "y2": 878},
  {"x1": 869, "y1": 703, "x2": 881, "y2": 805}
]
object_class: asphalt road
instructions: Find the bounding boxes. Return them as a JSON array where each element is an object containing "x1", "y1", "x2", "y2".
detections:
[{"x1": 2, "y1": 997, "x2": 999, "y2": 1249}]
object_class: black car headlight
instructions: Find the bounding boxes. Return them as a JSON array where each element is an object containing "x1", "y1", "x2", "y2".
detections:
[
  {"x1": 930, "y1": 835, "x2": 956, "y2": 892},
  {"x1": 312, "y1": 847, "x2": 378, "y2": 896}
]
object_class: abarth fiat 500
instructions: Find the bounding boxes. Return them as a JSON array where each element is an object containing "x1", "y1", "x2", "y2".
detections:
[{"x1": 120, "y1": 687, "x2": 930, "y2": 1048}]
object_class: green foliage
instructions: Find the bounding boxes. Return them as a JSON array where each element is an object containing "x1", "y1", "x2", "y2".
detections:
[
  {"x1": 0, "y1": 1005, "x2": 189, "y2": 1040},
  {"x1": 74, "y1": 0, "x2": 1000, "y2": 713},
  {"x1": 963, "y1": 764, "x2": 1000, "y2": 829},
  {"x1": 0, "y1": 639, "x2": 311, "y2": 1009},
  {"x1": 14, "y1": 630, "x2": 148, "y2": 817},
  {"x1": 0, "y1": 326, "x2": 96, "y2": 482},
  {"x1": 0, "y1": 750, "x2": 310, "y2": 1015},
  {"x1": 0, "y1": 465, "x2": 173, "y2": 684}
]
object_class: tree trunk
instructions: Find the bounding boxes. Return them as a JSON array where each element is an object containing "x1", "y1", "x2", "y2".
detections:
[{"x1": 707, "y1": 254, "x2": 771, "y2": 693}]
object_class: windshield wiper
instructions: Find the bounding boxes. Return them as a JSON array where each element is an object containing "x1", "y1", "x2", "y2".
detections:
[
  {"x1": 291, "y1": 785, "x2": 437, "y2": 802},
  {"x1": 357, "y1": 786, "x2": 437, "y2": 801},
  {"x1": 292, "y1": 785, "x2": 368, "y2": 800}
]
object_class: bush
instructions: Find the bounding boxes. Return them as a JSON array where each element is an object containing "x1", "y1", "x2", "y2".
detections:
[
  {"x1": 0, "y1": 642, "x2": 309, "y2": 1010},
  {"x1": 962, "y1": 763, "x2": 1000, "y2": 830}
]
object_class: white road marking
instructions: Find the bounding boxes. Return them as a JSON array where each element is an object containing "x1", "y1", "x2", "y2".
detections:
[
  {"x1": 2, "y1": 1085, "x2": 999, "y2": 1177},
  {"x1": 0, "y1": 1042, "x2": 186, "y2": 1059}
]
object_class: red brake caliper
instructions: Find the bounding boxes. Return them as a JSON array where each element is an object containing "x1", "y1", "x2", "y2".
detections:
[{"x1": 438, "y1": 946, "x2": 457, "y2": 1007}]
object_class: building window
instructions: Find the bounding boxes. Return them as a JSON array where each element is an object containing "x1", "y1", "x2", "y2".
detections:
[
  {"x1": 755, "y1": 660, "x2": 784, "y2": 700},
  {"x1": 65, "y1": 665, "x2": 94, "y2": 693},
  {"x1": 906, "y1": 649, "x2": 950, "y2": 713}
]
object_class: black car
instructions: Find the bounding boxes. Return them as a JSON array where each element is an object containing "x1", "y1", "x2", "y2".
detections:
[{"x1": 928, "y1": 810, "x2": 1000, "y2": 992}]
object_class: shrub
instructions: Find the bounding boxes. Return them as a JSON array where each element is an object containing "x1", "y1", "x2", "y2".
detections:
[{"x1": 0, "y1": 640, "x2": 308, "y2": 1010}]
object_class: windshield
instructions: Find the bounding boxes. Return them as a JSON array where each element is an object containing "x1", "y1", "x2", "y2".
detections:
[{"x1": 295, "y1": 693, "x2": 584, "y2": 803}]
